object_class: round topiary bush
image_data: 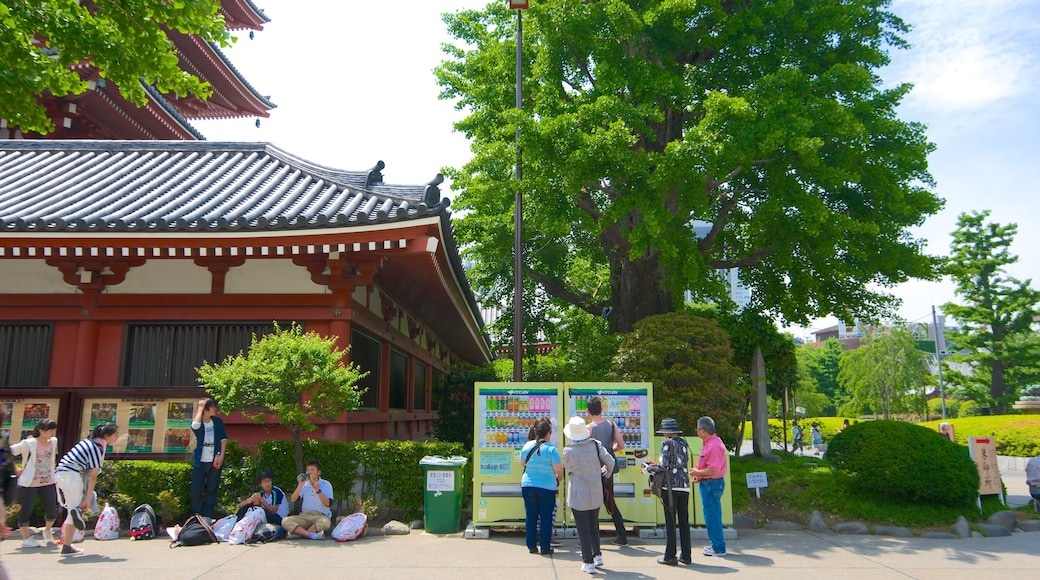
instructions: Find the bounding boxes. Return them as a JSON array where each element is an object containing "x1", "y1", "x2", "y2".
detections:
[{"x1": 827, "y1": 420, "x2": 979, "y2": 507}]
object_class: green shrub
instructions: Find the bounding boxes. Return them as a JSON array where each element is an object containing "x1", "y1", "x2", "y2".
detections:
[
  {"x1": 96, "y1": 460, "x2": 192, "y2": 523},
  {"x1": 927, "y1": 398, "x2": 960, "y2": 419},
  {"x1": 827, "y1": 420, "x2": 978, "y2": 507},
  {"x1": 959, "y1": 400, "x2": 982, "y2": 417}
]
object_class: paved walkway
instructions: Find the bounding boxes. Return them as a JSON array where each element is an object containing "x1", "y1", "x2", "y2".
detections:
[{"x1": 2, "y1": 526, "x2": 1039, "y2": 579}]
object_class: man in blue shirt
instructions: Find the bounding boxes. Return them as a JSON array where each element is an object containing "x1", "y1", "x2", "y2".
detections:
[{"x1": 282, "y1": 460, "x2": 333, "y2": 540}]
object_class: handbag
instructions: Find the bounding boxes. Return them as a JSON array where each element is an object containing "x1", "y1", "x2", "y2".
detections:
[{"x1": 594, "y1": 440, "x2": 616, "y2": 514}]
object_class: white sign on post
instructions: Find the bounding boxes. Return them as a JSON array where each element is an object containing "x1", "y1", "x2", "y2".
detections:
[
  {"x1": 427, "y1": 470, "x2": 455, "y2": 493},
  {"x1": 746, "y1": 472, "x2": 768, "y2": 498}
]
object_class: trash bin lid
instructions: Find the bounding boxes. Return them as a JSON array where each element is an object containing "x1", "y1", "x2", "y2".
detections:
[{"x1": 419, "y1": 455, "x2": 468, "y2": 466}]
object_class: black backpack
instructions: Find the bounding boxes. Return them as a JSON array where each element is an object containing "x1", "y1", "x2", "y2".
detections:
[
  {"x1": 129, "y1": 504, "x2": 157, "y2": 540},
  {"x1": 170, "y1": 514, "x2": 217, "y2": 548}
]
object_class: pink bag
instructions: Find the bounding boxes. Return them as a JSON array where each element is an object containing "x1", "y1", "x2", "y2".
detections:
[
  {"x1": 228, "y1": 507, "x2": 264, "y2": 545},
  {"x1": 331, "y1": 513, "x2": 368, "y2": 542},
  {"x1": 94, "y1": 503, "x2": 120, "y2": 540}
]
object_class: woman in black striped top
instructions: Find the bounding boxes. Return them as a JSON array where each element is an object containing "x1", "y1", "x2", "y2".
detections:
[{"x1": 55, "y1": 423, "x2": 119, "y2": 556}]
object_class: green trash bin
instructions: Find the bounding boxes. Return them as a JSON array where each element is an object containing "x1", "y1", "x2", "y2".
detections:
[{"x1": 419, "y1": 455, "x2": 468, "y2": 533}]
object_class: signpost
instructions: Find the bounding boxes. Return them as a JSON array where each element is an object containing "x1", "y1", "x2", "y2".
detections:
[
  {"x1": 968, "y1": 436, "x2": 1004, "y2": 508},
  {"x1": 746, "y1": 472, "x2": 768, "y2": 498}
]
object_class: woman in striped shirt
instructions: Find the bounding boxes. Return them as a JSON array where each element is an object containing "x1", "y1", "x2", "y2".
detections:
[{"x1": 55, "y1": 423, "x2": 119, "y2": 556}]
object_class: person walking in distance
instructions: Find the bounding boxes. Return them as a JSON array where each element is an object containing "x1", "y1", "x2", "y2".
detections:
[
  {"x1": 585, "y1": 396, "x2": 629, "y2": 546},
  {"x1": 690, "y1": 416, "x2": 728, "y2": 558}
]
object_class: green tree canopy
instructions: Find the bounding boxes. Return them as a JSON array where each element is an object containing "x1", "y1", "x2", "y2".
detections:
[
  {"x1": 941, "y1": 211, "x2": 1040, "y2": 413},
  {"x1": 0, "y1": 0, "x2": 229, "y2": 134},
  {"x1": 196, "y1": 322, "x2": 366, "y2": 473},
  {"x1": 437, "y1": 0, "x2": 942, "y2": 336},
  {"x1": 837, "y1": 325, "x2": 929, "y2": 420},
  {"x1": 611, "y1": 311, "x2": 742, "y2": 450},
  {"x1": 798, "y1": 339, "x2": 849, "y2": 415}
]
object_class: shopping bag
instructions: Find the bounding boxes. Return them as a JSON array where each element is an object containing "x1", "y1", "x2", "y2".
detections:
[
  {"x1": 228, "y1": 507, "x2": 265, "y2": 545},
  {"x1": 331, "y1": 513, "x2": 368, "y2": 542},
  {"x1": 94, "y1": 503, "x2": 120, "y2": 540},
  {"x1": 212, "y1": 514, "x2": 238, "y2": 542}
]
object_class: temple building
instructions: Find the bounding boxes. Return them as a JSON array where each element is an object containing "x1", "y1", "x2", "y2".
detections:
[
  {"x1": 0, "y1": 3, "x2": 489, "y2": 453},
  {"x1": 1, "y1": 0, "x2": 274, "y2": 140},
  {"x1": 0, "y1": 140, "x2": 490, "y2": 454}
]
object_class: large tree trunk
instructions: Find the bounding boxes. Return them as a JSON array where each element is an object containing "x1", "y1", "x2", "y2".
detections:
[
  {"x1": 751, "y1": 346, "x2": 772, "y2": 457},
  {"x1": 608, "y1": 253, "x2": 673, "y2": 333}
]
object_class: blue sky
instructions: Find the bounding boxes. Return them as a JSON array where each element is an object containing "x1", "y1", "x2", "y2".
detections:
[{"x1": 197, "y1": 0, "x2": 1040, "y2": 339}]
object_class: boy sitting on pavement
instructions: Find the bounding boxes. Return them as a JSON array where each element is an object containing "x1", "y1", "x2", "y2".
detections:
[
  {"x1": 281, "y1": 460, "x2": 333, "y2": 540},
  {"x1": 236, "y1": 469, "x2": 289, "y2": 527}
]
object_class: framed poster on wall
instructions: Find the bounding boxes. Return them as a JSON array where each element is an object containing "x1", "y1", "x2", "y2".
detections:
[
  {"x1": 79, "y1": 397, "x2": 200, "y2": 455},
  {"x1": 0, "y1": 398, "x2": 62, "y2": 445}
]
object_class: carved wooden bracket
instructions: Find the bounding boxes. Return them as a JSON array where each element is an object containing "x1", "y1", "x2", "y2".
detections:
[
  {"x1": 194, "y1": 257, "x2": 246, "y2": 294},
  {"x1": 294, "y1": 255, "x2": 384, "y2": 293},
  {"x1": 46, "y1": 258, "x2": 145, "y2": 292},
  {"x1": 380, "y1": 290, "x2": 398, "y2": 324}
]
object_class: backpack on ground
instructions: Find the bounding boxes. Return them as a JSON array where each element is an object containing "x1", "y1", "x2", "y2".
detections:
[
  {"x1": 129, "y1": 504, "x2": 157, "y2": 540},
  {"x1": 170, "y1": 514, "x2": 217, "y2": 548},
  {"x1": 246, "y1": 522, "x2": 282, "y2": 544}
]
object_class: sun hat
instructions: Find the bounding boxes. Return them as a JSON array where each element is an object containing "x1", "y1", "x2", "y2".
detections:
[
  {"x1": 656, "y1": 418, "x2": 683, "y2": 435},
  {"x1": 563, "y1": 416, "x2": 590, "y2": 441}
]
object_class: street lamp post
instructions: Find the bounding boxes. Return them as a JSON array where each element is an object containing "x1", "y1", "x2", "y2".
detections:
[
  {"x1": 511, "y1": 1, "x2": 526, "y2": 382},
  {"x1": 932, "y1": 305, "x2": 948, "y2": 419}
]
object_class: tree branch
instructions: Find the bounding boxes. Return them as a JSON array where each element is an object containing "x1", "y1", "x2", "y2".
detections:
[
  {"x1": 708, "y1": 244, "x2": 777, "y2": 269},
  {"x1": 525, "y1": 266, "x2": 604, "y2": 317}
]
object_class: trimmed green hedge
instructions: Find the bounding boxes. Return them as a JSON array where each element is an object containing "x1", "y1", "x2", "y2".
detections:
[
  {"x1": 78, "y1": 439, "x2": 471, "y2": 526},
  {"x1": 827, "y1": 420, "x2": 979, "y2": 507}
]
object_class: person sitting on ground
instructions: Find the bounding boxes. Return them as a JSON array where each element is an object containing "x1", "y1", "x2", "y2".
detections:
[
  {"x1": 236, "y1": 469, "x2": 289, "y2": 527},
  {"x1": 281, "y1": 460, "x2": 333, "y2": 540}
]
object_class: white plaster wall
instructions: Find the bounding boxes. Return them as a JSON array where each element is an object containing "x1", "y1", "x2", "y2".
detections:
[
  {"x1": 225, "y1": 260, "x2": 325, "y2": 294},
  {"x1": 0, "y1": 260, "x2": 77, "y2": 293},
  {"x1": 109, "y1": 261, "x2": 210, "y2": 294}
]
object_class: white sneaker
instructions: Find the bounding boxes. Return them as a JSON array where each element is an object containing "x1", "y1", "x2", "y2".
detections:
[
  {"x1": 43, "y1": 529, "x2": 54, "y2": 544},
  {"x1": 593, "y1": 555, "x2": 604, "y2": 567},
  {"x1": 580, "y1": 563, "x2": 597, "y2": 574},
  {"x1": 22, "y1": 537, "x2": 41, "y2": 548},
  {"x1": 703, "y1": 546, "x2": 727, "y2": 557}
]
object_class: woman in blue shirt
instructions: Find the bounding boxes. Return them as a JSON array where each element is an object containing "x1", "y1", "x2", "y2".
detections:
[{"x1": 520, "y1": 417, "x2": 563, "y2": 555}]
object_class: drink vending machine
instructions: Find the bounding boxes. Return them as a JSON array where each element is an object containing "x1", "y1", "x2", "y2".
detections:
[
  {"x1": 472, "y1": 382, "x2": 563, "y2": 526},
  {"x1": 472, "y1": 381, "x2": 658, "y2": 529},
  {"x1": 564, "y1": 382, "x2": 659, "y2": 527}
]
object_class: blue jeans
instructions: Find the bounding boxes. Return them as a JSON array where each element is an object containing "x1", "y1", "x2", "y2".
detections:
[
  {"x1": 699, "y1": 478, "x2": 726, "y2": 553},
  {"x1": 522, "y1": 486, "x2": 555, "y2": 552},
  {"x1": 191, "y1": 462, "x2": 222, "y2": 518}
]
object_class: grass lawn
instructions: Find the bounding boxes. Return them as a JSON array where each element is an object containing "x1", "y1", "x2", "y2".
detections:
[{"x1": 730, "y1": 414, "x2": 1040, "y2": 530}]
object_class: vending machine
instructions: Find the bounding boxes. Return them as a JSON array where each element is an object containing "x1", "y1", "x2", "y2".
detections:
[
  {"x1": 563, "y1": 382, "x2": 659, "y2": 528},
  {"x1": 472, "y1": 382, "x2": 563, "y2": 526}
]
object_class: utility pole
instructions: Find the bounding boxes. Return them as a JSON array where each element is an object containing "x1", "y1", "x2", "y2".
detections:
[
  {"x1": 510, "y1": 1, "x2": 527, "y2": 382},
  {"x1": 932, "y1": 305, "x2": 948, "y2": 419}
]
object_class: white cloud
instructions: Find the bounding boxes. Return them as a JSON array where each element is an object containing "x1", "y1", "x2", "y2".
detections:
[{"x1": 888, "y1": 0, "x2": 1040, "y2": 111}]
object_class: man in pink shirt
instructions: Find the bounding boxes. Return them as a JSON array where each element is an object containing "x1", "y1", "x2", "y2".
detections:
[{"x1": 689, "y1": 416, "x2": 728, "y2": 557}]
